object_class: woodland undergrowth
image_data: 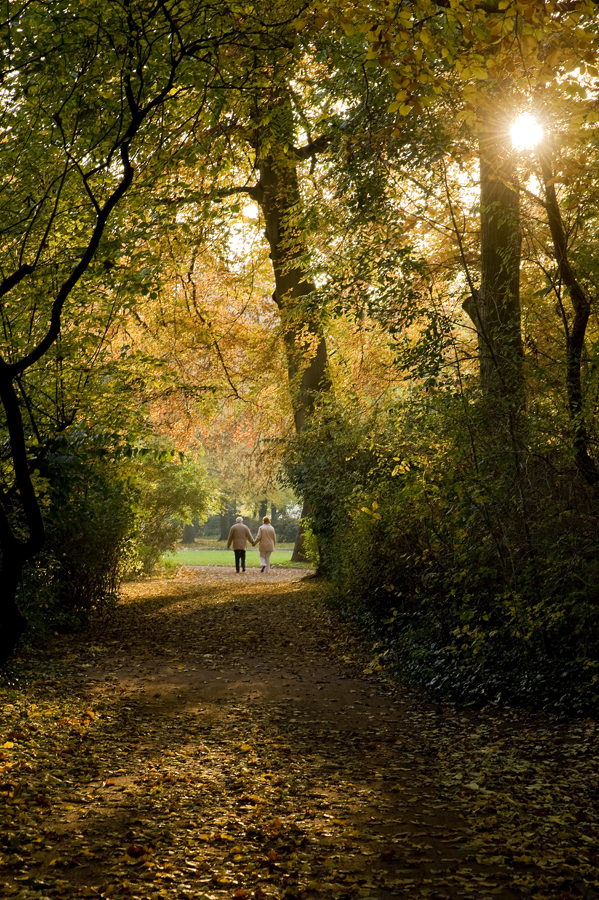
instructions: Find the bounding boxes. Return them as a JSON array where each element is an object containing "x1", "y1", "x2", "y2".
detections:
[{"x1": 285, "y1": 392, "x2": 599, "y2": 719}]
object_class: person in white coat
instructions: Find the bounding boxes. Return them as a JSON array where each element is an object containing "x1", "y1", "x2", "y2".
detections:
[{"x1": 255, "y1": 516, "x2": 276, "y2": 573}]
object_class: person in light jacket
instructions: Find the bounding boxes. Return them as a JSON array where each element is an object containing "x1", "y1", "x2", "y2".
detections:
[
  {"x1": 255, "y1": 516, "x2": 276, "y2": 573},
  {"x1": 227, "y1": 516, "x2": 255, "y2": 573}
]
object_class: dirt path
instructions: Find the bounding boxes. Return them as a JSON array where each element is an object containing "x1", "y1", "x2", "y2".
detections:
[{"x1": 1, "y1": 568, "x2": 598, "y2": 900}]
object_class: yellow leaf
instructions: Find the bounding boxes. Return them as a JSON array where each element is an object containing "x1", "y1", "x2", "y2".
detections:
[
  {"x1": 2, "y1": 741, "x2": 14, "y2": 749},
  {"x1": 546, "y1": 48, "x2": 561, "y2": 67},
  {"x1": 420, "y1": 28, "x2": 434, "y2": 47}
]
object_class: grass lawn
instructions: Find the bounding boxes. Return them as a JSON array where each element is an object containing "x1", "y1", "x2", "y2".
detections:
[{"x1": 163, "y1": 545, "x2": 310, "y2": 568}]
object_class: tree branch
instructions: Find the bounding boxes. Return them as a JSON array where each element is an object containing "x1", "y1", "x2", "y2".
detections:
[
  {"x1": 0, "y1": 264, "x2": 35, "y2": 300},
  {"x1": 292, "y1": 135, "x2": 329, "y2": 160},
  {"x1": 0, "y1": 365, "x2": 45, "y2": 556},
  {"x1": 221, "y1": 183, "x2": 263, "y2": 202},
  {"x1": 8, "y1": 142, "x2": 135, "y2": 376},
  {"x1": 538, "y1": 147, "x2": 599, "y2": 484}
]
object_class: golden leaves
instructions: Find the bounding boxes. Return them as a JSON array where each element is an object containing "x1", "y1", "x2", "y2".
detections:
[
  {"x1": 360, "y1": 499, "x2": 382, "y2": 519},
  {"x1": 329, "y1": 0, "x2": 599, "y2": 136},
  {"x1": 1, "y1": 571, "x2": 599, "y2": 900}
]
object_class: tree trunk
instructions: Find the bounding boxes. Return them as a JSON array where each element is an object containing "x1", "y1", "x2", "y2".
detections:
[
  {"x1": 181, "y1": 523, "x2": 196, "y2": 543},
  {"x1": 539, "y1": 149, "x2": 599, "y2": 484},
  {"x1": 466, "y1": 123, "x2": 523, "y2": 401},
  {"x1": 291, "y1": 498, "x2": 310, "y2": 563},
  {"x1": 0, "y1": 371, "x2": 46, "y2": 665},
  {"x1": 0, "y1": 552, "x2": 28, "y2": 666},
  {"x1": 219, "y1": 503, "x2": 234, "y2": 541},
  {"x1": 253, "y1": 94, "x2": 330, "y2": 562},
  {"x1": 255, "y1": 100, "x2": 329, "y2": 432}
]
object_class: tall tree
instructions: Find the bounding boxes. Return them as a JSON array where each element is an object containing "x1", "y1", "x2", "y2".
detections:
[
  {"x1": 252, "y1": 90, "x2": 330, "y2": 433},
  {"x1": 533, "y1": 138, "x2": 599, "y2": 483},
  {"x1": 465, "y1": 113, "x2": 523, "y2": 400},
  {"x1": 163, "y1": 31, "x2": 341, "y2": 557},
  {"x1": 192, "y1": 72, "x2": 333, "y2": 433},
  {"x1": 0, "y1": 0, "x2": 297, "y2": 663}
]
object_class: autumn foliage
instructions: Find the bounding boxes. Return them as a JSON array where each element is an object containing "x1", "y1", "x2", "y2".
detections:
[{"x1": 2, "y1": 0, "x2": 599, "y2": 716}]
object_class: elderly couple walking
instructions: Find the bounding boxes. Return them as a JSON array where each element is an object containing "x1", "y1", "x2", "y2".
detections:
[{"x1": 227, "y1": 516, "x2": 277, "y2": 573}]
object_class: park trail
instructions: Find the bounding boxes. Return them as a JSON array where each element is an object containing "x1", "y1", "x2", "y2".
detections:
[{"x1": 1, "y1": 567, "x2": 599, "y2": 900}]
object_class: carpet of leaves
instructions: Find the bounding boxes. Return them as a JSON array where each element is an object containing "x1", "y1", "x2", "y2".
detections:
[{"x1": 1, "y1": 566, "x2": 598, "y2": 900}]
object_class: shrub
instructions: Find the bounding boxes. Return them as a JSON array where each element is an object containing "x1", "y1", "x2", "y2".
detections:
[
  {"x1": 131, "y1": 453, "x2": 212, "y2": 574},
  {"x1": 284, "y1": 392, "x2": 599, "y2": 717},
  {"x1": 19, "y1": 433, "x2": 137, "y2": 633},
  {"x1": 17, "y1": 433, "x2": 212, "y2": 636}
]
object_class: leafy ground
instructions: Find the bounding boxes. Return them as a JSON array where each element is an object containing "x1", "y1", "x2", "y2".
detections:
[{"x1": 1, "y1": 567, "x2": 599, "y2": 900}]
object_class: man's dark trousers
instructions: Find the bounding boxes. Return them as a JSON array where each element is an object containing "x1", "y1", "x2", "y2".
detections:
[{"x1": 234, "y1": 549, "x2": 246, "y2": 572}]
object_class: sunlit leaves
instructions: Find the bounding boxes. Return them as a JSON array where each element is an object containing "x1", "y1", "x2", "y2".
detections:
[{"x1": 315, "y1": 0, "x2": 599, "y2": 136}]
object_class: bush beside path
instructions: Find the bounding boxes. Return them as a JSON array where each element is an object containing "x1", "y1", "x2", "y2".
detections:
[{"x1": 1, "y1": 568, "x2": 598, "y2": 900}]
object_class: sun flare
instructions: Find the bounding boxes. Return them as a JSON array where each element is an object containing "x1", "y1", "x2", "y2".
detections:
[{"x1": 510, "y1": 113, "x2": 543, "y2": 150}]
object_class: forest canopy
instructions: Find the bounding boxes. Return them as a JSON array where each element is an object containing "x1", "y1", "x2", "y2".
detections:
[{"x1": 2, "y1": 0, "x2": 599, "y2": 714}]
